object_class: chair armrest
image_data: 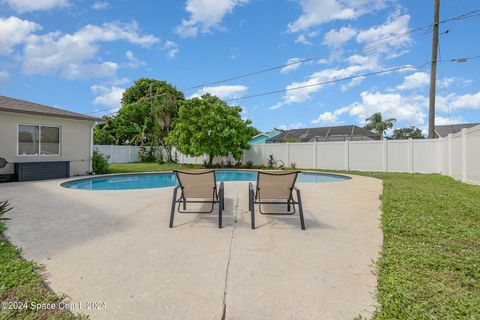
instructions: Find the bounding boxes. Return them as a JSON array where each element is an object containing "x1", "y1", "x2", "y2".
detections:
[
  {"x1": 293, "y1": 186, "x2": 300, "y2": 192},
  {"x1": 249, "y1": 182, "x2": 254, "y2": 191},
  {"x1": 219, "y1": 181, "x2": 224, "y2": 190},
  {"x1": 173, "y1": 185, "x2": 180, "y2": 191}
]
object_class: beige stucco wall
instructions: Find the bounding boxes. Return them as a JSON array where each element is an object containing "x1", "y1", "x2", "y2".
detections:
[{"x1": 0, "y1": 111, "x2": 95, "y2": 177}]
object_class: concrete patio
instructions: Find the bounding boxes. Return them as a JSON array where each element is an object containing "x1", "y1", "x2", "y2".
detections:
[{"x1": 1, "y1": 174, "x2": 383, "y2": 320}]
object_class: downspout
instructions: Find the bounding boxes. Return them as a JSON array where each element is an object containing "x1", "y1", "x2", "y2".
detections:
[{"x1": 89, "y1": 121, "x2": 98, "y2": 173}]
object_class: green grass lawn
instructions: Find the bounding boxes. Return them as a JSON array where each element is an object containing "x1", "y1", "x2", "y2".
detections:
[
  {"x1": 109, "y1": 162, "x2": 203, "y2": 173},
  {"x1": 0, "y1": 202, "x2": 86, "y2": 320},
  {"x1": 107, "y1": 163, "x2": 480, "y2": 319}
]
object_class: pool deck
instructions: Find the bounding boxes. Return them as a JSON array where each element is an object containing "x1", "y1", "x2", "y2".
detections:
[{"x1": 1, "y1": 173, "x2": 383, "y2": 320}]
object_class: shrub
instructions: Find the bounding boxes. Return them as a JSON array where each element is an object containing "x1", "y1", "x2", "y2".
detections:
[
  {"x1": 267, "y1": 154, "x2": 275, "y2": 169},
  {"x1": 92, "y1": 149, "x2": 109, "y2": 174},
  {"x1": 235, "y1": 161, "x2": 243, "y2": 168},
  {"x1": 226, "y1": 159, "x2": 234, "y2": 168},
  {"x1": 215, "y1": 161, "x2": 224, "y2": 168},
  {"x1": 245, "y1": 160, "x2": 253, "y2": 169},
  {"x1": 290, "y1": 162, "x2": 296, "y2": 169}
]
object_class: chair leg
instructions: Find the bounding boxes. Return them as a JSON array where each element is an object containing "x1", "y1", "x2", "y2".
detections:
[
  {"x1": 218, "y1": 201, "x2": 222, "y2": 229},
  {"x1": 287, "y1": 198, "x2": 291, "y2": 212},
  {"x1": 296, "y1": 188, "x2": 306, "y2": 230},
  {"x1": 182, "y1": 196, "x2": 186, "y2": 210},
  {"x1": 169, "y1": 187, "x2": 178, "y2": 228},
  {"x1": 250, "y1": 200, "x2": 255, "y2": 230}
]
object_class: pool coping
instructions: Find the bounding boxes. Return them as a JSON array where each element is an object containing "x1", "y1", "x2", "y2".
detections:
[{"x1": 60, "y1": 169, "x2": 351, "y2": 191}]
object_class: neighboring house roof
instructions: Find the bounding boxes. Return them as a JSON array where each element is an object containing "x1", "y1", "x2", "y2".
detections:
[
  {"x1": 249, "y1": 131, "x2": 282, "y2": 144},
  {"x1": 267, "y1": 125, "x2": 378, "y2": 142},
  {"x1": 0, "y1": 95, "x2": 105, "y2": 122},
  {"x1": 434, "y1": 123, "x2": 480, "y2": 137}
]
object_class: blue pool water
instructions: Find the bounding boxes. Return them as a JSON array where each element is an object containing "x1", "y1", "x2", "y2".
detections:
[{"x1": 62, "y1": 170, "x2": 348, "y2": 190}]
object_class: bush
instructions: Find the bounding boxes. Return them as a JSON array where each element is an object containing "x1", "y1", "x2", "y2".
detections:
[
  {"x1": 226, "y1": 159, "x2": 234, "y2": 168},
  {"x1": 290, "y1": 162, "x2": 296, "y2": 169},
  {"x1": 245, "y1": 160, "x2": 253, "y2": 169},
  {"x1": 267, "y1": 154, "x2": 275, "y2": 169},
  {"x1": 235, "y1": 161, "x2": 243, "y2": 168},
  {"x1": 215, "y1": 161, "x2": 224, "y2": 168},
  {"x1": 92, "y1": 149, "x2": 109, "y2": 174}
]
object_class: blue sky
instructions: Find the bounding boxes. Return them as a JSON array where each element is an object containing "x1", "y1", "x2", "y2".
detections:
[{"x1": 1, "y1": 0, "x2": 479, "y2": 133}]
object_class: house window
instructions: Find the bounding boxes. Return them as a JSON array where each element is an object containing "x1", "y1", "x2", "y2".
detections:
[{"x1": 18, "y1": 124, "x2": 60, "y2": 156}]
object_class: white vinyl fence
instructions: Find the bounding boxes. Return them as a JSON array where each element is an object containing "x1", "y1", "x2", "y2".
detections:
[{"x1": 94, "y1": 124, "x2": 480, "y2": 185}]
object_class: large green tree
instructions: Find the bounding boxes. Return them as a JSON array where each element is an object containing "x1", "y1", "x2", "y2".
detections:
[
  {"x1": 390, "y1": 126, "x2": 425, "y2": 140},
  {"x1": 364, "y1": 112, "x2": 396, "y2": 139},
  {"x1": 116, "y1": 78, "x2": 184, "y2": 161},
  {"x1": 167, "y1": 94, "x2": 254, "y2": 167}
]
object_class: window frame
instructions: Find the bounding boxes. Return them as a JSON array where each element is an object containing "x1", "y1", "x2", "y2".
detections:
[{"x1": 17, "y1": 123, "x2": 62, "y2": 157}]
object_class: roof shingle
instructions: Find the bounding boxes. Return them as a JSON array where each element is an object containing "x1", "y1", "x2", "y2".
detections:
[{"x1": 0, "y1": 95, "x2": 105, "y2": 122}]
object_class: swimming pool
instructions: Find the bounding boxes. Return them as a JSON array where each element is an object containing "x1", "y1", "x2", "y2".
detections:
[{"x1": 62, "y1": 170, "x2": 349, "y2": 190}]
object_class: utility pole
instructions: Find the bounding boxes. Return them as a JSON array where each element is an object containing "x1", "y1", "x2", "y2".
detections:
[{"x1": 428, "y1": 0, "x2": 440, "y2": 139}]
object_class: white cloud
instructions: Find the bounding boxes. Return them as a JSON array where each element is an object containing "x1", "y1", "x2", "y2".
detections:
[
  {"x1": 288, "y1": 0, "x2": 385, "y2": 33},
  {"x1": 273, "y1": 55, "x2": 380, "y2": 109},
  {"x1": 91, "y1": 1, "x2": 110, "y2": 10},
  {"x1": 163, "y1": 40, "x2": 179, "y2": 59},
  {"x1": 1, "y1": 0, "x2": 69, "y2": 12},
  {"x1": 0, "y1": 16, "x2": 41, "y2": 55},
  {"x1": 22, "y1": 21, "x2": 159, "y2": 79},
  {"x1": 189, "y1": 85, "x2": 248, "y2": 99},
  {"x1": 448, "y1": 92, "x2": 480, "y2": 110},
  {"x1": 311, "y1": 111, "x2": 337, "y2": 124},
  {"x1": 175, "y1": 0, "x2": 248, "y2": 38},
  {"x1": 277, "y1": 122, "x2": 304, "y2": 130},
  {"x1": 323, "y1": 26, "x2": 356, "y2": 48},
  {"x1": 0, "y1": 71, "x2": 9, "y2": 83},
  {"x1": 395, "y1": 71, "x2": 429, "y2": 90},
  {"x1": 91, "y1": 85, "x2": 125, "y2": 110},
  {"x1": 357, "y1": 13, "x2": 411, "y2": 51},
  {"x1": 295, "y1": 34, "x2": 312, "y2": 45},
  {"x1": 62, "y1": 62, "x2": 118, "y2": 80},
  {"x1": 346, "y1": 91, "x2": 427, "y2": 125},
  {"x1": 280, "y1": 58, "x2": 303, "y2": 74},
  {"x1": 125, "y1": 50, "x2": 145, "y2": 68},
  {"x1": 435, "y1": 115, "x2": 465, "y2": 126}
]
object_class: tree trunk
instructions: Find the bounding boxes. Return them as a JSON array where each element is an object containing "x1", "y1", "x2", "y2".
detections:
[
  {"x1": 140, "y1": 140, "x2": 145, "y2": 161},
  {"x1": 208, "y1": 154, "x2": 214, "y2": 168}
]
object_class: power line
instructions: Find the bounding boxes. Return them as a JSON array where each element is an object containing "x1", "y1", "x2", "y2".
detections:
[
  {"x1": 224, "y1": 55, "x2": 480, "y2": 103},
  {"x1": 183, "y1": 9, "x2": 480, "y2": 91},
  {"x1": 91, "y1": 9, "x2": 480, "y2": 116},
  {"x1": 98, "y1": 54, "x2": 479, "y2": 117}
]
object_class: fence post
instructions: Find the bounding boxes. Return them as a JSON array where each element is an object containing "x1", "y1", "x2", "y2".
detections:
[
  {"x1": 110, "y1": 144, "x2": 114, "y2": 164},
  {"x1": 408, "y1": 138, "x2": 413, "y2": 173},
  {"x1": 314, "y1": 142, "x2": 318, "y2": 169},
  {"x1": 448, "y1": 134, "x2": 452, "y2": 177},
  {"x1": 462, "y1": 128, "x2": 467, "y2": 182},
  {"x1": 383, "y1": 139, "x2": 388, "y2": 172},
  {"x1": 263, "y1": 143, "x2": 267, "y2": 166},
  {"x1": 286, "y1": 143, "x2": 290, "y2": 167},
  {"x1": 344, "y1": 140, "x2": 349, "y2": 171}
]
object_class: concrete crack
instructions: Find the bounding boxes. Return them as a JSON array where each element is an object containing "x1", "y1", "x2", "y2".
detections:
[{"x1": 221, "y1": 187, "x2": 239, "y2": 320}]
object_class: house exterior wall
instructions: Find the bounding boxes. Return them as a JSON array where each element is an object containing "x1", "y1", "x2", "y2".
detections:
[{"x1": 0, "y1": 111, "x2": 95, "y2": 177}]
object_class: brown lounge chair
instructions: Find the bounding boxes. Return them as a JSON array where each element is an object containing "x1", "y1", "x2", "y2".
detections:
[
  {"x1": 248, "y1": 171, "x2": 305, "y2": 230},
  {"x1": 169, "y1": 170, "x2": 225, "y2": 228}
]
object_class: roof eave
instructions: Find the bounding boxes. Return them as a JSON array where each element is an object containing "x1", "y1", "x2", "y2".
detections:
[{"x1": 0, "y1": 107, "x2": 106, "y2": 123}]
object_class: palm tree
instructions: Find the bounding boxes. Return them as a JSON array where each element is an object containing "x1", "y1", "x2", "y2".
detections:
[
  {"x1": 364, "y1": 112, "x2": 396, "y2": 139},
  {"x1": 130, "y1": 120, "x2": 149, "y2": 161},
  {"x1": 151, "y1": 88, "x2": 180, "y2": 163}
]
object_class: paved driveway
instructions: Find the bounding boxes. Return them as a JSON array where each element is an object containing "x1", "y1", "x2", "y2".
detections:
[{"x1": 1, "y1": 174, "x2": 383, "y2": 320}]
